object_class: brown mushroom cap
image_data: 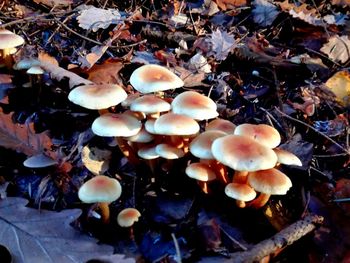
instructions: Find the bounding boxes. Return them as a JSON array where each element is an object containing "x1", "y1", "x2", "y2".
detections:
[
  {"x1": 155, "y1": 143, "x2": 185, "y2": 159},
  {"x1": 205, "y1": 118, "x2": 236, "y2": 134},
  {"x1": 154, "y1": 112, "x2": 199, "y2": 136},
  {"x1": 68, "y1": 84, "x2": 127, "y2": 110},
  {"x1": 130, "y1": 95, "x2": 171, "y2": 114},
  {"x1": 78, "y1": 175, "x2": 122, "y2": 203},
  {"x1": 130, "y1": 64, "x2": 184, "y2": 93},
  {"x1": 92, "y1": 113, "x2": 142, "y2": 137},
  {"x1": 234, "y1": 123, "x2": 281, "y2": 148},
  {"x1": 211, "y1": 135, "x2": 278, "y2": 171},
  {"x1": 225, "y1": 183, "x2": 257, "y2": 201},
  {"x1": 274, "y1": 148, "x2": 302, "y2": 166},
  {"x1": 185, "y1": 163, "x2": 216, "y2": 181},
  {"x1": 189, "y1": 130, "x2": 227, "y2": 159},
  {"x1": 247, "y1": 168, "x2": 292, "y2": 195},
  {"x1": 171, "y1": 91, "x2": 219, "y2": 120},
  {"x1": 117, "y1": 208, "x2": 141, "y2": 227},
  {"x1": 0, "y1": 30, "x2": 24, "y2": 49}
]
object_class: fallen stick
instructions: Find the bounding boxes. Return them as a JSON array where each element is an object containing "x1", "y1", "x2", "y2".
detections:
[{"x1": 230, "y1": 214, "x2": 324, "y2": 263}]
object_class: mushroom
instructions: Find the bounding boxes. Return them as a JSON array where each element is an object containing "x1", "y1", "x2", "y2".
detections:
[
  {"x1": 234, "y1": 123, "x2": 281, "y2": 148},
  {"x1": 138, "y1": 144, "x2": 160, "y2": 175},
  {"x1": 185, "y1": 162, "x2": 216, "y2": 194},
  {"x1": 205, "y1": 118, "x2": 236, "y2": 134},
  {"x1": 130, "y1": 94, "x2": 171, "y2": 120},
  {"x1": 171, "y1": 91, "x2": 219, "y2": 121},
  {"x1": 130, "y1": 64, "x2": 184, "y2": 94},
  {"x1": 225, "y1": 183, "x2": 257, "y2": 208},
  {"x1": 211, "y1": 135, "x2": 278, "y2": 184},
  {"x1": 78, "y1": 175, "x2": 122, "y2": 223},
  {"x1": 247, "y1": 168, "x2": 292, "y2": 208},
  {"x1": 0, "y1": 30, "x2": 24, "y2": 69},
  {"x1": 273, "y1": 148, "x2": 302, "y2": 167},
  {"x1": 117, "y1": 208, "x2": 141, "y2": 240},
  {"x1": 68, "y1": 84, "x2": 127, "y2": 110}
]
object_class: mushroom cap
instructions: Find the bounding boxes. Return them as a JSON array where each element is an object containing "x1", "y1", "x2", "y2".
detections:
[
  {"x1": 117, "y1": 208, "x2": 141, "y2": 227},
  {"x1": 130, "y1": 64, "x2": 184, "y2": 93},
  {"x1": 211, "y1": 135, "x2": 278, "y2": 171},
  {"x1": 155, "y1": 143, "x2": 185, "y2": 159},
  {"x1": 247, "y1": 168, "x2": 292, "y2": 195},
  {"x1": 78, "y1": 175, "x2": 122, "y2": 203},
  {"x1": 0, "y1": 31, "x2": 24, "y2": 49},
  {"x1": 274, "y1": 148, "x2": 302, "y2": 166},
  {"x1": 144, "y1": 118, "x2": 157, "y2": 134},
  {"x1": 189, "y1": 130, "x2": 227, "y2": 159},
  {"x1": 205, "y1": 118, "x2": 236, "y2": 134},
  {"x1": 68, "y1": 84, "x2": 127, "y2": 110},
  {"x1": 171, "y1": 91, "x2": 219, "y2": 120},
  {"x1": 121, "y1": 93, "x2": 141, "y2": 107},
  {"x1": 138, "y1": 145, "x2": 159, "y2": 160},
  {"x1": 185, "y1": 162, "x2": 216, "y2": 181},
  {"x1": 225, "y1": 183, "x2": 257, "y2": 201},
  {"x1": 154, "y1": 112, "x2": 199, "y2": 136},
  {"x1": 14, "y1": 58, "x2": 40, "y2": 70},
  {"x1": 123, "y1": 110, "x2": 146, "y2": 121},
  {"x1": 27, "y1": 66, "x2": 44, "y2": 75},
  {"x1": 23, "y1": 153, "x2": 57, "y2": 168},
  {"x1": 234, "y1": 123, "x2": 281, "y2": 148},
  {"x1": 124, "y1": 126, "x2": 154, "y2": 143},
  {"x1": 92, "y1": 113, "x2": 142, "y2": 137},
  {"x1": 130, "y1": 95, "x2": 171, "y2": 114}
]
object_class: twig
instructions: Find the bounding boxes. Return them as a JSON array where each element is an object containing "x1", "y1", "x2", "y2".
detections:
[
  {"x1": 171, "y1": 233, "x2": 182, "y2": 263},
  {"x1": 274, "y1": 107, "x2": 350, "y2": 155},
  {"x1": 229, "y1": 214, "x2": 324, "y2": 263}
]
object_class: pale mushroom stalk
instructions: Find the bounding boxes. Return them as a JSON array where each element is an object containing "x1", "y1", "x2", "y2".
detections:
[
  {"x1": 248, "y1": 193, "x2": 271, "y2": 209},
  {"x1": 232, "y1": 171, "x2": 249, "y2": 184}
]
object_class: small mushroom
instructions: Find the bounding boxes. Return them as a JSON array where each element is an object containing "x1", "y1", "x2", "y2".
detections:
[
  {"x1": 117, "y1": 208, "x2": 141, "y2": 240},
  {"x1": 225, "y1": 183, "x2": 256, "y2": 208},
  {"x1": 185, "y1": 162, "x2": 216, "y2": 194},
  {"x1": 0, "y1": 30, "x2": 24, "y2": 69}
]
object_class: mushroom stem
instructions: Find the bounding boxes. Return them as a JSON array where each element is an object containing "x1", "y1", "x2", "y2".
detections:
[
  {"x1": 233, "y1": 171, "x2": 249, "y2": 184},
  {"x1": 1, "y1": 49, "x2": 13, "y2": 69},
  {"x1": 197, "y1": 181, "x2": 209, "y2": 194},
  {"x1": 210, "y1": 161, "x2": 229, "y2": 184},
  {"x1": 116, "y1": 137, "x2": 140, "y2": 165},
  {"x1": 147, "y1": 158, "x2": 158, "y2": 175},
  {"x1": 249, "y1": 193, "x2": 271, "y2": 209},
  {"x1": 236, "y1": 200, "x2": 246, "y2": 208},
  {"x1": 98, "y1": 202, "x2": 110, "y2": 224}
]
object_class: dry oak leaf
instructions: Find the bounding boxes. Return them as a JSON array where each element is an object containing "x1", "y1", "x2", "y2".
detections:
[
  {"x1": 252, "y1": 0, "x2": 279, "y2": 27},
  {"x1": 214, "y1": 0, "x2": 247, "y2": 11},
  {"x1": 321, "y1": 35, "x2": 350, "y2": 64},
  {"x1": 325, "y1": 71, "x2": 350, "y2": 107},
  {"x1": 0, "y1": 197, "x2": 134, "y2": 263},
  {"x1": 86, "y1": 58, "x2": 124, "y2": 85},
  {"x1": 81, "y1": 145, "x2": 111, "y2": 175},
  {"x1": 0, "y1": 110, "x2": 53, "y2": 156},
  {"x1": 210, "y1": 28, "x2": 236, "y2": 61},
  {"x1": 33, "y1": 0, "x2": 73, "y2": 7}
]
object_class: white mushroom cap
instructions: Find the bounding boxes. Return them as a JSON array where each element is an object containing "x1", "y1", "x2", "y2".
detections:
[
  {"x1": 189, "y1": 130, "x2": 227, "y2": 159},
  {"x1": 124, "y1": 127, "x2": 154, "y2": 143},
  {"x1": 92, "y1": 113, "x2": 142, "y2": 137},
  {"x1": 138, "y1": 145, "x2": 159, "y2": 160},
  {"x1": 130, "y1": 64, "x2": 184, "y2": 93},
  {"x1": 130, "y1": 95, "x2": 171, "y2": 114},
  {"x1": 205, "y1": 118, "x2": 236, "y2": 134},
  {"x1": 78, "y1": 175, "x2": 122, "y2": 203},
  {"x1": 68, "y1": 84, "x2": 127, "y2": 110},
  {"x1": 155, "y1": 143, "x2": 185, "y2": 159},
  {"x1": 185, "y1": 162, "x2": 216, "y2": 181},
  {"x1": 211, "y1": 135, "x2": 278, "y2": 171},
  {"x1": 144, "y1": 119, "x2": 157, "y2": 134},
  {"x1": 23, "y1": 153, "x2": 57, "y2": 168},
  {"x1": 274, "y1": 148, "x2": 302, "y2": 166},
  {"x1": 154, "y1": 112, "x2": 199, "y2": 136},
  {"x1": 27, "y1": 66, "x2": 44, "y2": 75},
  {"x1": 121, "y1": 93, "x2": 141, "y2": 107},
  {"x1": 225, "y1": 183, "x2": 257, "y2": 201},
  {"x1": 171, "y1": 91, "x2": 219, "y2": 120},
  {"x1": 0, "y1": 30, "x2": 24, "y2": 49},
  {"x1": 117, "y1": 208, "x2": 141, "y2": 227}
]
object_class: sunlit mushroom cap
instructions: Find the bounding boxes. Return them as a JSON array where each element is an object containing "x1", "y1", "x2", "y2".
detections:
[
  {"x1": 155, "y1": 143, "x2": 185, "y2": 159},
  {"x1": 154, "y1": 113, "x2": 199, "y2": 136},
  {"x1": 124, "y1": 127, "x2": 154, "y2": 143},
  {"x1": 14, "y1": 58, "x2": 40, "y2": 70},
  {"x1": 68, "y1": 84, "x2": 127, "y2": 110},
  {"x1": 234, "y1": 123, "x2": 281, "y2": 148},
  {"x1": 117, "y1": 208, "x2": 141, "y2": 227},
  {"x1": 247, "y1": 168, "x2": 292, "y2": 195},
  {"x1": 78, "y1": 175, "x2": 122, "y2": 203},
  {"x1": 130, "y1": 64, "x2": 184, "y2": 93},
  {"x1": 130, "y1": 95, "x2": 171, "y2": 114},
  {"x1": 205, "y1": 118, "x2": 236, "y2": 134},
  {"x1": 23, "y1": 153, "x2": 57, "y2": 168},
  {"x1": 138, "y1": 145, "x2": 159, "y2": 160},
  {"x1": 211, "y1": 135, "x2": 278, "y2": 171},
  {"x1": 144, "y1": 119, "x2": 157, "y2": 134},
  {"x1": 92, "y1": 113, "x2": 142, "y2": 137},
  {"x1": 273, "y1": 148, "x2": 302, "y2": 166},
  {"x1": 171, "y1": 91, "x2": 219, "y2": 121},
  {"x1": 27, "y1": 66, "x2": 44, "y2": 75},
  {"x1": 0, "y1": 30, "x2": 24, "y2": 49},
  {"x1": 121, "y1": 93, "x2": 141, "y2": 107},
  {"x1": 185, "y1": 163, "x2": 216, "y2": 181},
  {"x1": 225, "y1": 183, "x2": 257, "y2": 201},
  {"x1": 189, "y1": 130, "x2": 227, "y2": 159}
]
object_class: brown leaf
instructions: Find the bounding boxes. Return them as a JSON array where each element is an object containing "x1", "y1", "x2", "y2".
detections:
[
  {"x1": 0, "y1": 197, "x2": 121, "y2": 263},
  {"x1": 214, "y1": 0, "x2": 247, "y2": 10},
  {"x1": 0, "y1": 110, "x2": 53, "y2": 157},
  {"x1": 332, "y1": 0, "x2": 350, "y2": 7},
  {"x1": 86, "y1": 58, "x2": 124, "y2": 85},
  {"x1": 33, "y1": 0, "x2": 73, "y2": 7}
]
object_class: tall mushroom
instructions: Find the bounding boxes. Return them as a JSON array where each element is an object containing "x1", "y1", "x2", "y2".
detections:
[{"x1": 0, "y1": 30, "x2": 24, "y2": 69}]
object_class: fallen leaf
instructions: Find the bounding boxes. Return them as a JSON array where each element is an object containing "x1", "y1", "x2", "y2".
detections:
[
  {"x1": 252, "y1": 0, "x2": 279, "y2": 27},
  {"x1": 174, "y1": 66, "x2": 207, "y2": 87},
  {"x1": 0, "y1": 197, "x2": 117, "y2": 263},
  {"x1": 325, "y1": 70, "x2": 350, "y2": 107},
  {"x1": 331, "y1": 0, "x2": 350, "y2": 7},
  {"x1": 189, "y1": 53, "x2": 211, "y2": 73},
  {"x1": 214, "y1": 0, "x2": 247, "y2": 11},
  {"x1": 0, "y1": 110, "x2": 53, "y2": 157},
  {"x1": 81, "y1": 145, "x2": 112, "y2": 175},
  {"x1": 33, "y1": 0, "x2": 73, "y2": 7},
  {"x1": 321, "y1": 35, "x2": 350, "y2": 64},
  {"x1": 86, "y1": 58, "x2": 124, "y2": 85},
  {"x1": 210, "y1": 28, "x2": 236, "y2": 61},
  {"x1": 77, "y1": 6, "x2": 122, "y2": 32}
]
